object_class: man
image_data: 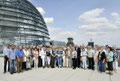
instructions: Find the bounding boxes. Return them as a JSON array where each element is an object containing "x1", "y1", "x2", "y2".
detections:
[
  {"x1": 38, "y1": 45, "x2": 42, "y2": 67},
  {"x1": 50, "y1": 47, "x2": 56, "y2": 68},
  {"x1": 8, "y1": 44, "x2": 16, "y2": 74},
  {"x1": 29, "y1": 45, "x2": 34, "y2": 68},
  {"x1": 23, "y1": 46, "x2": 31, "y2": 70},
  {"x1": 46, "y1": 46, "x2": 51, "y2": 68},
  {"x1": 76, "y1": 45, "x2": 81, "y2": 68},
  {"x1": 3, "y1": 43, "x2": 10, "y2": 73},
  {"x1": 87, "y1": 46, "x2": 94, "y2": 70},
  {"x1": 72, "y1": 47, "x2": 77, "y2": 69},
  {"x1": 16, "y1": 45, "x2": 25, "y2": 73}
]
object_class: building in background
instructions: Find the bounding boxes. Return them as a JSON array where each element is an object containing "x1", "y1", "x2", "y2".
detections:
[
  {"x1": 0, "y1": 0, "x2": 49, "y2": 53},
  {"x1": 88, "y1": 38, "x2": 94, "y2": 48},
  {"x1": 66, "y1": 37, "x2": 74, "y2": 46},
  {"x1": 50, "y1": 40, "x2": 66, "y2": 46}
]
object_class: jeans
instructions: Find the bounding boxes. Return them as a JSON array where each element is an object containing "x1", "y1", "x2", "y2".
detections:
[
  {"x1": 10, "y1": 59, "x2": 16, "y2": 73},
  {"x1": 99, "y1": 60, "x2": 105, "y2": 72},
  {"x1": 4, "y1": 56, "x2": 10, "y2": 72},
  {"x1": 57, "y1": 57, "x2": 62, "y2": 67}
]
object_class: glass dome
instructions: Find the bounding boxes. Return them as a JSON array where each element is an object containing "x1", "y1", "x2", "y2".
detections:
[{"x1": 0, "y1": 0, "x2": 49, "y2": 46}]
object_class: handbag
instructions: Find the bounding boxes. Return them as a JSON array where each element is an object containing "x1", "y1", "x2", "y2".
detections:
[{"x1": 80, "y1": 57, "x2": 82, "y2": 61}]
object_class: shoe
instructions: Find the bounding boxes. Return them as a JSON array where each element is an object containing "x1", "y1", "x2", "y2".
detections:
[
  {"x1": 3, "y1": 72, "x2": 6, "y2": 74},
  {"x1": 10, "y1": 72, "x2": 13, "y2": 74},
  {"x1": 110, "y1": 73, "x2": 113, "y2": 75},
  {"x1": 106, "y1": 72, "x2": 110, "y2": 74}
]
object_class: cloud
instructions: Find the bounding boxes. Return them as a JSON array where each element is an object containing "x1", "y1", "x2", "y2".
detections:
[
  {"x1": 44, "y1": 18, "x2": 54, "y2": 24},
  {"x1": 74, "y1": 8, "x2": 120, "y2": 46},
  {"x1": 35, "y1": 7, "x2": 120, "y2": 46},
  {"x1": 79, "y1": 23, "x2": 118, "y2": 31},
  {"x1": 48, "y1": 26, "x2": 61, "y2": 32},
  {"x1": 78, "y1": 8, "x2": 119, "y2": 33},
  {"x1": 59, "y1": 31, "x2": 76, "y2": 37},
  {"x1": 86, "y1": 32, "x2": 107, "y2": 36},
  {"x1": 36, "y1": 7, "x2": 54, "y2": 24},
  {"x1": 78, "y1": 8, "x2": 109, "y2": 23},
  {"x1": 37, "y1": 7, "x2": 45, "y2": 15},
  {"x1": 111, "y1": 12, "x2": 120, "y2": 26}
]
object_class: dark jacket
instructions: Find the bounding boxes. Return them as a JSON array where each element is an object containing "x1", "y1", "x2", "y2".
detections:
[
  {"x1": 76, "y1": 47, "x2": 81, "y2": 58},
  {"x1": 98, "y1": 51, "x2": 106, "y2": 61}
]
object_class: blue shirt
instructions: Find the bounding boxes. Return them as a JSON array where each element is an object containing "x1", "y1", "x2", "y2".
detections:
[
  {"x1": 16, "y1": 49, "x2": 24, "y2": 58},
  {"x1": 113, "y1": 50, "x2": 119, "y2": 60},
  {"x1": 56, "y1": 49, "x2": 63, "y2": 57},
  {"x1": 8, "y1": 49, "x2": 16, "y2": 60},
  {"x1": 107, "y1": 51, "x2": 113, "y2": 62}
]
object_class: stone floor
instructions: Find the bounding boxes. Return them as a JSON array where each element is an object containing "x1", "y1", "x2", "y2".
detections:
[{"x1": 0, "y1": 57, "x2": 120, "y2": 81}]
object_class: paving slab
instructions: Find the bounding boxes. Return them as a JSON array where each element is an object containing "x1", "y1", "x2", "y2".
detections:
[{"x1": 0, "y1": 58, "x2": 120, "y2": 81}]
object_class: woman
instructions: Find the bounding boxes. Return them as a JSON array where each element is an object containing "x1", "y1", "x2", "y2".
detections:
[
  {"x1": 113, "y1": 46, "x2": 119, "y2": 72},
  {"x1": 81, "y1": 48, "x2": 87, "y2": 69},
  {"x1": 98, "y1": 46, "x2": 106, "y2": 73},
  {"x1": 56, "y1": 47, "x2": 64, "y2": 68},
  {"x1": 33, "y1": 47, "x2": 39, "y2": 69},
  {"x1": 106, "y1": 47, "x2": 114, "y2": 75},
  {"x1": 24, "y1": 46, "x2": 31, "y2": 70},
  {"x1": 94, "y1": 45, "x2": 99, "y2": 71},
  {"x1": 46, "y1": 47, "x2": 51, "y2": 68},
  {"x1": 67, "y1": 47, "x2": 72, "y2": 68},
  {"x1": 72, "y1": 47, "x2": 77, "y2": 69},
  {"x1": 63, "y1": 48, "x2": 69, "y2": 68}
]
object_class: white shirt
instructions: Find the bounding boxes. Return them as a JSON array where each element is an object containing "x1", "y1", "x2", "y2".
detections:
[
  {"x1": 104, "y1": 49, "x2": 108, "y2": 55},
  {"x1": 23, "y1": 49, "x2": 30, "y2": 62},
  {"x1": 40, "y1": 49, "x2": 46, "y2": 58},
  {"x1": 81, "y1": 51, "x2": 87, "y2": 59},
  {"x1": 88, "y1": 49, "x2": 94, "y2": 58},
  {"x1": 72, "y1": 51, "x2": 77, "y2": 58},
  {"x1": 3, "y1": 47, "x2": 9, "y2": 57},
  {"x1": 94, "y1": 50, "x2": 99, "y2": 61}
]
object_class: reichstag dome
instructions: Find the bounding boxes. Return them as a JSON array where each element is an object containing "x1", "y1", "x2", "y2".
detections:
[{"x1": 0, "y1": 0, "x2": 50, "y2": 48}]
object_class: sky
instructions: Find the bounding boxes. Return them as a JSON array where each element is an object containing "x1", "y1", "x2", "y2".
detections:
[{"x1": 28, "y1": 0, "x2": 120, "y2": 47}]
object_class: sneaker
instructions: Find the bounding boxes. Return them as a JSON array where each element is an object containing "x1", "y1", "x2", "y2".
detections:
[{"x1": 110, "y1": 73, "x2": 113, "y2": 75}]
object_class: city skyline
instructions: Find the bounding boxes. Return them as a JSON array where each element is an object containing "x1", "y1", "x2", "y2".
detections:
[{"x1": 29, "y1": 0, "x2": 120, "y2": 46}]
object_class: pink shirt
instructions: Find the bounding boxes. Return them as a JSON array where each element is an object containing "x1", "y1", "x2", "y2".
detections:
[{"x1": 33, "y1": 51, "x2": 38, "y2": 58}]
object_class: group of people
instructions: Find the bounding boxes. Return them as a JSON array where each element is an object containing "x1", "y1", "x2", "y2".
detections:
[{"x1": 3, "y1": 43, "x2": 119, "y2": 75}]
